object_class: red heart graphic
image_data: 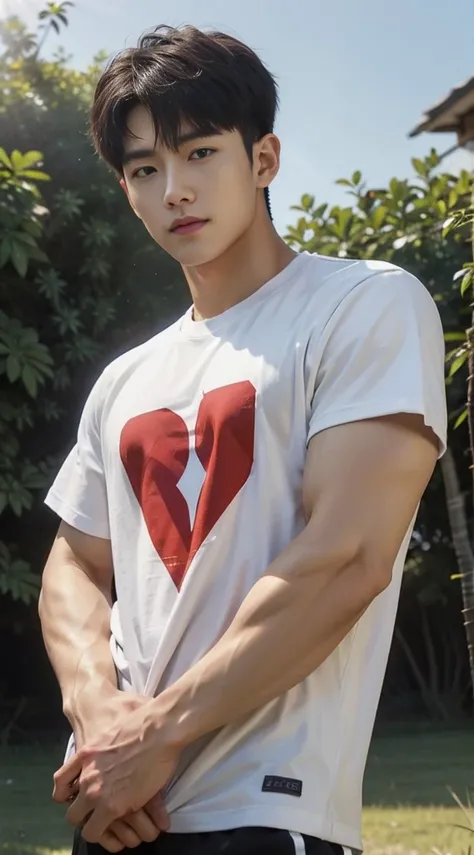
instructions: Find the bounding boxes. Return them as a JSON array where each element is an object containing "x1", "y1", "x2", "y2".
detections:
[{"x1": 119, "y1": 381, "x2": 256, "y2": 590}]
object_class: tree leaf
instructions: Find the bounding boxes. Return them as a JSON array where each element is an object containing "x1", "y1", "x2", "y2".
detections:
[
  {"x1": 335, "y1": 179, "x2": 352, "y2": 187},
  {"x1": 301, "y1": 194, "x2": 314, "y2": 212},
  {"x1": 9, "y1": 496, "x2": 24, "y2": 517},
  {"x1": 0, "y1": 238, "x2": 12, "y2": 268},
  {"x1": 313, "y1": 203, "x2": 328, "y2": 219},
  {"x1": 454, "y1": 409, "x2": 468, "y2": 429},
  {"x1": 449, "y1": 351, "x2": 469, "y2": 378},
  {"x1": 27, "y1": 246, "x2": 49, "y2": 263},
  {"x1": 352, "y1": 170, "x2": 362, "y2": 186},
  {"x1": 427, "y1": 148, "x2": 441, "y2": 169},
  {"x1": 461, "y1": 271, "x2": 473, "y2": 297},
  {"x1": 19, "y1": 150, "x2": 44, "y2": 169},
  {"x1": 20, "y1": 327, "x2": 39, "y2": 346},
  {"x1": 444, "y1": 332, "x2": 467, "y2": 342},
  {"x1": 389, "y1": 178, "x2": 399, "y2": 197},
  {"x1": 23, "y1": 221, "x2": 42, "y2": 239},
  {"x1": 14, "y1": 231, "x2": 38, "y2": 248},
  {"x1": 412, "y1": 157, "x2": 428, "y2": 178},
  {"x1": 442, "y1": 216, "x2": 455, "y2": 237},
  {"x1": 372, "y1": 205, "x2": 387, "y2": 229},
  {"x1": 22, "y1": 365, "x2": 38, "y2": 398},
  {"x1": 448, "y1": 189, "x2": 459, "y2": 209},
  {"x1": 6, "y1": 356, "x2": 21, "y2": 383},
  {"x1": 10, "y1": 242, "x2": 28, "y2": 278},
  {"x1": 10, "y1": 150, "x2": 24, "y2": 171},
  {"x1": 0, "y1": 148, "x2": 13, "y2": 169},
  {"x1": 20, "y1": 170, "x2": 50, "y2": 182}
]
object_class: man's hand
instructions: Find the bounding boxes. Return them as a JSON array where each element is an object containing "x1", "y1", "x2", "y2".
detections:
[
  {"x1": 58, "y1": 690, "x2": 171, "y2": 852},
  {"x1": 53, "y1": 697, "x2": 179, "y2": 846}
]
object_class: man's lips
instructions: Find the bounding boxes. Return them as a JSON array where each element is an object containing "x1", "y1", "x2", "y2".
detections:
[{"x1": 170, "y1": 218, "x2": 209, "y2": 235}]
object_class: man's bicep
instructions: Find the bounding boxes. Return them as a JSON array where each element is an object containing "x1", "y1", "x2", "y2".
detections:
[
  {"x1": 302, "y1": 414, "x2": 439, "y2": 578},
  {"x1": 47, "y1": 521, "x2": 114, "y2": 599}
]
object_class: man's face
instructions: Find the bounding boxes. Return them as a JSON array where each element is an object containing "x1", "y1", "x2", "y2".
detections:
[{"x1": 121, "y1": 105, "x2": 264, "y2": 267}]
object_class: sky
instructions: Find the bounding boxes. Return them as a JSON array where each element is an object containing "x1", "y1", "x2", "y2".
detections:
[{"x1": 5, "y1": 0, "x2": 474, "y2": 232}]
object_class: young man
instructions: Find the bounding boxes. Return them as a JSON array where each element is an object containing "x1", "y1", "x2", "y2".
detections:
[{"x1": 39, "y1": 23, "x2": 446, "y2": 855}]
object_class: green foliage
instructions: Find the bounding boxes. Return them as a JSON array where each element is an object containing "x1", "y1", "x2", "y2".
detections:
[
  {"x1": 0, "y1": 311, "x2": 54, "y2": 394},
  {"x1": 0, "y1": 5, "x2": 185, "y2": 607},
  {"x1": 0, "y1": 148, "x2": 49, "y2": 276},
  {"x1": 0, "y1": 543, "x2": 39, "y2": 603},
  {"x1": 39, "y1": 2, "x2": 74, "y2": 29},
  {"x1": 287, "y1": 150, "x2": 470, "y2": 262},
  {"x1": 287, "y1": 152, "x2": 472, "y2": 423}
]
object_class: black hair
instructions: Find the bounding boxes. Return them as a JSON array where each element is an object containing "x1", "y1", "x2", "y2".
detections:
[{"x1": 90, "y1": 25, "x2": 279, "y2": 217}]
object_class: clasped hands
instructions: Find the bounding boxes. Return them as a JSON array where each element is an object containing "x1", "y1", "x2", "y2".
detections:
[{"x1": 53, "y1": 691, "x2": 179, "y2": 852}]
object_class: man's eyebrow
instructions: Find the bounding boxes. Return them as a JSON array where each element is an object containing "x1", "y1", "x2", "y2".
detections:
[
  {"x1": 122, "y1": 147, "x2": 156, "y2": 166},
  {"x1": 176, "y1": 129, "x2": 222, "y2": 146},
  {"x1": 122, "y1": 130, "x2": 223, "y2": 165}
]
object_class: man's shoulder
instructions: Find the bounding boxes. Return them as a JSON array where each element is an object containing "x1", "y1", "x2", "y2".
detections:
[
  {"x1": 304, "y1": 252, "x2": 403, "y2": 288},
  {"x1": 294, "y1": 253, "x2": 424, "y2": 321},
  {"x1": 103, "y1": 317, "x2": 182, "y2": 380},
  {"x1": 88, "y1": 316, "x2": 183, "y2": 411}
]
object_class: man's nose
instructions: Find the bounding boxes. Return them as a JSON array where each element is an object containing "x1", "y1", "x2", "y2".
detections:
[{"x1": 163, "y1": 169, "x2": 195, "y2": 207}]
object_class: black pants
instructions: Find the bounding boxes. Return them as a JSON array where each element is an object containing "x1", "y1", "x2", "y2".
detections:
[{"x1": 73, "y1": 827, "x2": 348, "y2": 854}]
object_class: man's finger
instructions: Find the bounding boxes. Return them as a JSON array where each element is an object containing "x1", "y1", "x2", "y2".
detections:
[
  {"x1": 53, "y1": 752, "x2": 85, "y2": 802},
  {"x1": 145, "y1": 793, "x2": 170, "y2": 832},
  {"x1": 53, "y1": 777, "x2": 79, "y2": 805},
  {"x1": 107, "y1": 819, "x2": 142, "y2": 849},
  {"x1": 81, "y1": 806, "x2": 117, "y2": 844},
  {"x1": 121, "y1": 810, "x2": 160, "y2": 843},
  {"x1": 94, "y1": 830, "x2": 125, "y2": 853},
  {"x1": 66, "y1": 791, "x2": 93, "y2": 828}
]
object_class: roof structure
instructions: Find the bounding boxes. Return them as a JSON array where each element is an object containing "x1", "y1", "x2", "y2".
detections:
[{"x1": 409, "y1": 76, "x2": 474, "y2": 145}]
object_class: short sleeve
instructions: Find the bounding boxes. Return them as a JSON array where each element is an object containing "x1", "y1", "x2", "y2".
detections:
[
  {"x1": 44, "y1": 371, "x2": 111, "y2": 538},
  {"x1": 307, "y1": 268, "x2": 447, "y2": 457}
]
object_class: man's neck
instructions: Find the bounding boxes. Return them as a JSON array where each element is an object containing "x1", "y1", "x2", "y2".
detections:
[{"x1": 183, "y1": 212, "x2": 296, "y2": 322}]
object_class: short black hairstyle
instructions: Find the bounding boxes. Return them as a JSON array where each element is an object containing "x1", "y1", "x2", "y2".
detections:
[{"x1": 90, "y1": 25, "x2": 279, "y2": 217}]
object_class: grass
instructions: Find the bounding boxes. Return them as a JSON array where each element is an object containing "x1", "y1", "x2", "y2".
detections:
[
  {"x1": 1, "y1": 730, "x2": 474, "y2": 855},
  {"x1": 363, "y1": 729, "x2": 474, "y2": 854}
]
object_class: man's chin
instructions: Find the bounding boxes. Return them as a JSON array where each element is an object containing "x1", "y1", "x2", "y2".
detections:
[{"x1": 166, "y1": 244, "x2": 225, "y2": 269}]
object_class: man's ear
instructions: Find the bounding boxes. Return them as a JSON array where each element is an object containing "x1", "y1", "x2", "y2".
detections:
[
  {"x1": 254, "y1": 133, "x2": 280, "y2": 192},
  {"x1": 119, "y1": 177, "x2": 142, "y2": 220},
  {"x1": 119, "y1": 177, "x2": 130, "y2": 200}
]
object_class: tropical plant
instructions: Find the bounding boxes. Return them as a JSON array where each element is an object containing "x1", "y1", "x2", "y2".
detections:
[
  {"x1": 36, "y1": 1, "x2": 74, "y2": 56},
  {"x1": 0, "y1": 149, "x2": 54, "y2": 602}
]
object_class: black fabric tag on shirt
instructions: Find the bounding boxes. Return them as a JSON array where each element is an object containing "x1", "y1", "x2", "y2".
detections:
[{"x1": 262, "y1": 775, "x2": 303, "y2": 797}]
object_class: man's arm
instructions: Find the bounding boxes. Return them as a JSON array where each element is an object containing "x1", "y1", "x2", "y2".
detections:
[
  {"x1": 56, "y1": 412, "x2": 439, "y2": 842},
  {"x1": 39, "y1": 522, "x2": 117, "y2": 740},
  {"x1": 153, "y1": 412, "x2": 439, "y2": 744},
  {"x1": 40, "y1": 524, "x2": 169, "y2": 850}
]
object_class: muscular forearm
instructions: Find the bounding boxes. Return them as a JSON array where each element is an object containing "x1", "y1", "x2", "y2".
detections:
[
  {"x1": 153, "y1": 530, "x2": 382, "y2": 749},
  {"x1": 39, "y1": 555, "x2": 117, "y2": 731}
]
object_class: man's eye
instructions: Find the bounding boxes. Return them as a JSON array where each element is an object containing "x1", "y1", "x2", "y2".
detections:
[
  {"x1": 133, "y1": 166, "x2": 156, "y2": 179},
  {"x1": 190, "y1": 148, "x2": 215, "y2": 160}
]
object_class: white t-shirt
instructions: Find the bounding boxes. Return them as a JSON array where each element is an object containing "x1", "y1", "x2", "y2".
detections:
[{"x1": 45, "y1": 252, "x2": 446, "y2": 850}]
